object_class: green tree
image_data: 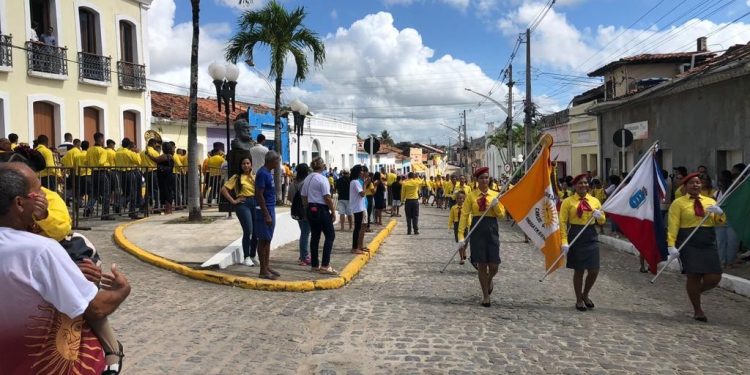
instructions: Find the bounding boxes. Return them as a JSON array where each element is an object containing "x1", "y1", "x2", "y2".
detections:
[
  {"x1": 225, "y1": 0, "x2": 325, "y2": 200},
  {"x1": 380, "y1": 130, "x2": 394, "y2": 145}
]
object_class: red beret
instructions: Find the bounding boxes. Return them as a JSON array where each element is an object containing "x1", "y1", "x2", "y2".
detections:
[
  {"x1": 572, "y1": 173, "x2": 588, "y2": 184},
  {"x1": 681, "y1": 172, "x2": 701, "y2": 186},
  {"x1": 473, "y1": 167, "x2": 489, "y2": 178}
]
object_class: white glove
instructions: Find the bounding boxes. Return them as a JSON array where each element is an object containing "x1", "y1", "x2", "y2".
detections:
[
  {"x1": 489, "y1": 198, "x2": 499, "y2": 208},
  {"x1": 706, "y1": 205, "x2": 723, "y2": 215},
  {"x1": 592, "y1": 209, "x2": 603, "y2": 219},
  {"x1": 667, "y1": 246, "x2": 679, "y2": 261},
  {"x1": 457, "y1": 240, "x2": 466, "y2": 249},
  {"x1": 562, "y1": 244, "x2": 570, "y2": 255}
]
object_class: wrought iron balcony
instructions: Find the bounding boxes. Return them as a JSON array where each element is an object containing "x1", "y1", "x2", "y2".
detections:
[
  {"x1": 117, "y1": 61, "x2": 146, "y2": 91},
  {"x1": 78, "y1": 52, "x2": 111, "y2": 82},
  {"x1": 26, "y1": 41, "x2": 67, "y2": 76},
  {"x1": 0, "y1": 34, "x2": 11, "y2": 68}
]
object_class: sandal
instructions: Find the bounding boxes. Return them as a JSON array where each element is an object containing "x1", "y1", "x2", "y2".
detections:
[
  {"x1": 575, "y1": 302, "x2": 587, "y2": 312},
  {"x1": 268, "y1": 269, "x2": 281, "y2": 277},
  {"x1": 102, "y1": 341, "x2": 124, "y2": 375},
  {"x1": 319, "y1": 266, "x2": 338, "y2": 275},
  {"x1": 259, "y1": 273, "x2": 278, "y2": 280},
  {"x1": 583, "y1": 297, "x2": 595, "y2": 309},
  {"x1": 351, "y1": 249, "x2": 365, "y2": 255},
  {"x1": 361, "y1": 247, "x2": 371, "y2": 253}
]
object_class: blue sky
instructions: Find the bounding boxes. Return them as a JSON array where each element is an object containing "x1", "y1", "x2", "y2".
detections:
[{"x1": 149, "y1": 0, "x2": 750, "y2": 142}]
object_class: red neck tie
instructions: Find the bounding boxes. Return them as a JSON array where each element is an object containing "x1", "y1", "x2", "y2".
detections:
[
  {"x1": 576, "y1": 196, "x2": 592, "y2": 218},
  {"x1": 692, "y1": 196, "x2": 705, "y2": 217},
  {"x1": 457, "y1": 206, "x2": 461, "y2": 221},
  {"x1": 477, "y1": 193, "x2": 488, "y2": 212}
]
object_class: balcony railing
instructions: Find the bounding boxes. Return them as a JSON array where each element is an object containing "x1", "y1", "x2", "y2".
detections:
[
  {"x1": 78, "y1": 52, "x2": 111, "y2": 83},
  {"x1": 26, "y1": 41, "x2": 67, "y2": 76},
  {"x1": 117, "y1": 61, "x2": 146, "y2": 91},
  {"x1": 0, "y1": 34, "x2": 12, "y2": 68}
]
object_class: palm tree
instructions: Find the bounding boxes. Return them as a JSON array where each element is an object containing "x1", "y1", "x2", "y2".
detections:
[
  {"x1": 187, "y1": 0, "x2": 202, "y2": 221},
  {"x1": 225, "y1": 0, "x2": 325, "y2": 200},
  {"x1": 380, "y1": 130, "x2": 394, "y2": 145}
]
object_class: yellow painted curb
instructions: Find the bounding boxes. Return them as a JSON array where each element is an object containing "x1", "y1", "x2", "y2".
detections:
[{"x1": 113, "y1": 217, "x2": 398, "y2": 292}]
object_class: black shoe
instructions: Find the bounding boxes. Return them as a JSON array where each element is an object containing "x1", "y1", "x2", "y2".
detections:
[
  {"x1": 481, "y1": 302, "x2": 491, "y2": 308},
  {"x1": 575, "y1": 303, "x2": 587, "y2": 312},
  {"x1": 694, "y1": 316, "x2": 708, "y2": 322},
  {"x1": 83, "y1": 208, "x2": 92, "y2": 217},
  {"x1": 414, "y1": 231, "x2": 419, "y2": 235},
  {"x1": 407, "y1": 232, "x2": 411, "y2": 235}
]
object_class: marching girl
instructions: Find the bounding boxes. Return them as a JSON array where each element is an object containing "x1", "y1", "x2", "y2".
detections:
[{"x1": 448, "y1": 190, "x2": 468, "y2": 265}]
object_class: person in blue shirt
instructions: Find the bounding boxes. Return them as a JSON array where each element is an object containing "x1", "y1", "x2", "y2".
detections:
[{"x1": 255, "y1": 151, "x2": 281, "y2": 280}]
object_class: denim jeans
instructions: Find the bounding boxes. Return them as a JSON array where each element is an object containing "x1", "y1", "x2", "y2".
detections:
[
  {"x1": 298, "y1": 219, "x2": 310, "y2": 261},
  {"x1": 716, "y1": 225, "x2": 739, "y2": 265},
  {"x1": 308, "y1": 203, "x2": 335, "y2": 268},
  {"x1": 235, "y1": 197, "x2": 257, "y2": 258}
]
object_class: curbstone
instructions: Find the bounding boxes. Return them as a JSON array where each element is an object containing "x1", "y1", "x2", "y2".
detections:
[
  {"x1": 113, "y1": 217, "x2": 398, "y2": 292},
  {"x1": 599, "y1": 234, "x2": 750, "y2": 298}
]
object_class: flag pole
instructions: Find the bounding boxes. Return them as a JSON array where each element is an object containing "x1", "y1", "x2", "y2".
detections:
[
  {"x1": 539, "y1": 141, "x2": 659, "y2": 282},
  {"x1": 440, "y1": 135, "x2": 550, "y2": 273},
  {"x1": 651, "y1": 162, "x2": 750, "y2": 283}
]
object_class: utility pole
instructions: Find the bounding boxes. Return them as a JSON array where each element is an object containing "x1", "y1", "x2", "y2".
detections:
[
  {"x1": 462, "y1": 110, "x2": 469, "y2": 175},
  {"x1": 507, "y1": 64, "x2": 514, "y2": 174},
  {"x1": 524, "y1": 28, "x2": 532, "y2": 172}
]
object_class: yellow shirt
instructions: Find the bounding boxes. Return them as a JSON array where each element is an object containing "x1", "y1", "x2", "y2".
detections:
[
  {"x1": 444, "y1": 180, "x2": 454, "y2": 195},
  {"x1": 400, "y1": 179, "x2": 421, "y2": 200},
  {"x1": 86, "y1": 145, "x2": 110, "y2": 167},
  {"x1": 207, "y1": 154, "x2": 225, "y2": 176},
  {"x1": 75, "y1": 151, "x2": 91, "y2": 176},
  {"x1": 10, "y1": 143, "x2": 17, "y2": 150},
  {"x1": 701, "y1": 188, "x2": 717, "y2": 199},
  {"x1": 457, "y1": 188, "x2": 505, "y2": 241},
  {"x1": 36, "y1": 187, "x2": 72, "y2": 242},
  {"x1": 592, "y1": 187, "x2": 606, "y2": 203},
  {"x1": 61, "y1": 147, "x2": 81, "y2": 168},
  {"x1": 141, "y1": 146, "x2": 159, "y2": 168},
  {"x1": 365, "y1": 182, "x2": 375, "y2": 196},
  {"x1": 448, "y1": 203, "x2": 463, "y2": 228},
  {"x1": 173, "y1": 154, "x2": 184, "y2": 174},
  {"x1": 453, "y1": 183, "x2": 471, "y2": 199},
  {"x1": 180, "y1": 154, "x2": 188, "y2": 168},
  {"x1": 559, "y1": 193, "x2": 606, "y2": 245},
  {"x1": 674, "y1": 184, "x2": 685, "y2": 199},
  {"x1": 667, "y1": 195, "x2": 724, "y2": 247},
  {"x1": 328, "y1": 176, "x2": 335, "y2": 187},
  {"x1": 224, "y1": 173, "x2": 255, "y2": 197},
  {"x1": 106, "y1": 148, "x2": 117, "y2": 167},
  {"x1": 115, "y1": 148, "x2": 141, "y2": 169},
  {"x1": 386, "y1": 172, "x2": 397, "y2": 185},
  {"x1": 35, "y1": 144, "x2": 60, "y2": 177}
]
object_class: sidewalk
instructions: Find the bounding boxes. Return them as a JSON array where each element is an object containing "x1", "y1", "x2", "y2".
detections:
[
  {"x1": 113, "y1": 207, "x2": 397, "y2": 291},
  {"x1": 599, "y1": 228, "x2": 750, "y2": 297}
]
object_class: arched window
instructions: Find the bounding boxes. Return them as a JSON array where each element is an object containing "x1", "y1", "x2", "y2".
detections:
[{"x1": 312, "y1": 139, "x2": 321, "y2": 160}]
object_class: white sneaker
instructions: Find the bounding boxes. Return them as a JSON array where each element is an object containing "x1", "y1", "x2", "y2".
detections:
[{"x1": 243, "y1": 257, "x2": 255, "y2": 267}]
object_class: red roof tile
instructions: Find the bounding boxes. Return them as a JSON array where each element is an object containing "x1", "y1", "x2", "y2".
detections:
[
  {"x1": 588, "y1": 52, "x2": 716, "y2": 77},
  {"x1": 151, "y1": 91, "x2": 273, "y2": 124}
]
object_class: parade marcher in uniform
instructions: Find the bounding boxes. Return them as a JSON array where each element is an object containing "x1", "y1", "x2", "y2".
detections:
[
  {"x1": 86, "y1": 133, "x2": 114, "y2": 220},
  {"x1": 34, "y1": 135, "x2": 60, "y2": 191},
  {"x1": 457, "y1": 167, "x2": 505, "y2": 307},
  {"x1": 115, "y1": 138, "x2": 143, "y2": 219},
  {"x1": 141, "y1": 138, "x2": 161, "y2": 211},
  {"x1": 221, "y1": 157, "x2": 257, "y2": 267},
  {"x1": 401, "y1": 172, "x2": 421, "y2": 235},
  {"x1": 444, "y1": 175, "x2": 455, "y2": 209},
  {"x1": 560, "y1": 174, "x2": 606, "y2": 312},
  {"x1": 448, "y1": 190, "x2": 467, "y2": 265},
  {"x1": 150, "y1": 142, "x2": 176, "y2": 214},
  {"x1": 667, "y1": 173, "x2": 725, "y2": 322}
]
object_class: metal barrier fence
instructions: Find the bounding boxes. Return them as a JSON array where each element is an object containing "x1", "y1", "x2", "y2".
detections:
[{"x1": 37, "y1": 165, "x2": 228, "y2": 226}]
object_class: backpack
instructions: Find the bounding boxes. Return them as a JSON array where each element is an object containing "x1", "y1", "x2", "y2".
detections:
[{"x1": 291, "y1": 183, "x2": 305, "y2": 220}]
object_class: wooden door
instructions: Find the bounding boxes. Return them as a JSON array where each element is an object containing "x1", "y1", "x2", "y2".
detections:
[
  {"x1": 33, "y1": 101, "x2": 55, "y2": 146},
  {"x1": 123, "y1": 111, "x2": 137, "y2": 147},
  {"x1": 83, "y1": 107, "x2": 100, "y2": 143}
]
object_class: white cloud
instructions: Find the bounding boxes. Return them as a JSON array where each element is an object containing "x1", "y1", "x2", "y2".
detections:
[
  {"x1": 214, "y1": 0, "x2": 266, "y2": 11},
  {"x1": 440, "y1": 0, "x2": 470, "y2": 10}
]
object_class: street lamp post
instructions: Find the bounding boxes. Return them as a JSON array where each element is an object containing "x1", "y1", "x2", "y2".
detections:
[
  {"x1": 208, "y1": 61, "x2": 240, "y2": 156},
  {"x1": 289, "y1": 99, "x2": 309, "y2": 166}
]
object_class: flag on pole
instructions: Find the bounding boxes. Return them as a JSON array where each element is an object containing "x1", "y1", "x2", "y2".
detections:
[
  {"x1": 602, "y1": 151, "x2": 668, "y2": 274},
  {"x1": 500, "y1": 135, "x2": 563, "y2": 272},
  {"x1": 720, "y1": 174, "x2": 750, "y2": 246}
]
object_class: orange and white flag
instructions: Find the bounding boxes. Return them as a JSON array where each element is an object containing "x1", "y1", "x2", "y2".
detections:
[{"x1": 499, "y1": 135, "x2": 563, "y2": 272}]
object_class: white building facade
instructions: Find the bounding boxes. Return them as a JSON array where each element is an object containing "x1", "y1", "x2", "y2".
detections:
[{"x1": 290, "y1": 114, "x2": 357, "y2": 171}]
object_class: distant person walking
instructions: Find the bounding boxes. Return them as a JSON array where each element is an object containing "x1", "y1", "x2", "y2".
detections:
[
  {"x1": 335, "y1": 170, "x2": 353, "y2": 230},
  {"x1": 401, "y1": 172, "x2": 421, "y2": 235},
  {"x1": 349, "y1": 165, "x2": 369, "y2": 254},
  {"x1": 288, "y1": 163, "x2": 311, "y2": 266}
]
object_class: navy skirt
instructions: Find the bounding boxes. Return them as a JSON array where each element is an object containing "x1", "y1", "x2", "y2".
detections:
[
  {"x1": 566, "y1": 224, "x2": 599, "y2": 270},
  {"x1": 678, "y1": 226, "x2": 722, "y2": 274},
  {"x1": 469, "y1": 216, "x2": 501, "y2": 264}
]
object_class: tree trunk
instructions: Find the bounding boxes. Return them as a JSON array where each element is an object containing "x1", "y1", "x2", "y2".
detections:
[
  {"x1": 187, "y1": 0, "x2": 202, "y2": 221},
  {"x1": 273, "y1": 75, "x2": 283, "y2": 203}
]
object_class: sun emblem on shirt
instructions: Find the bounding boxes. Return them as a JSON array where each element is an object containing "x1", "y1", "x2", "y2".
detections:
[{"x1": 25, "y1": 303, "x2": 104, "y2": 374}]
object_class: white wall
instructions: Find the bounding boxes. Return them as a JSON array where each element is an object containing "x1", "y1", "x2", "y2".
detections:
[{"x1": 290, "y1": 114, "x2": 357, "y2": 170}]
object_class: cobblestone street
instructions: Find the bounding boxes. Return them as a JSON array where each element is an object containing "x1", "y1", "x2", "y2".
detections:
[{"x1": 92, "y1": 206, "x2": 750, "y2": 374}]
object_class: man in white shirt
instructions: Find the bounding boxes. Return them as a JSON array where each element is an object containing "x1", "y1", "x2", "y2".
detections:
[
  {"x1": 250, "y1": 134, "x2": 269, "y2": 174},
  {"x1": 0, "y1": 163, "x2": 131, "y2": 374}
]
